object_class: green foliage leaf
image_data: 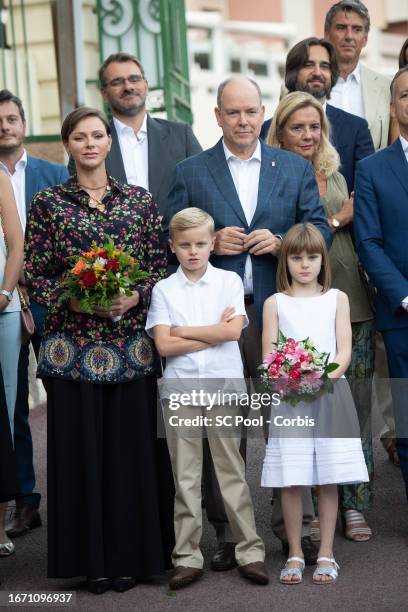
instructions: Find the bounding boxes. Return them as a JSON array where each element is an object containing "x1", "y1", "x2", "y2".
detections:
[{"x1": 325, "y1": 362, "x2": 339, "y2": 374}]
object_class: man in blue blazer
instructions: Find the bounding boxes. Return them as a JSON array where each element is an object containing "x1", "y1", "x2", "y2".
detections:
[
  {"x1": 355, "y1": 66, "x2": 408, "y2": 500},
  {"x1": 166, "y1": 78, "x2": 331, "y2": 327},
  {"x1": 0, "y1": 90, "x2": 68, "y2": 538},
  {"x1": 260, "y1": 37, "x2": 374, "y2": 194},
  {"x1": 165, "y1": 77, "x2": 331, "y2": 568}
]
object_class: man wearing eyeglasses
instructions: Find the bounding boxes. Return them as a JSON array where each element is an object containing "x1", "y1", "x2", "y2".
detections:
[{"x1": 98, "y1": 52, "x2": 202, "y2": 214}]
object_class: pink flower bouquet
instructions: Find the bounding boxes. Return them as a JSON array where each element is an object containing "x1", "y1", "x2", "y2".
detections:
[{"x1": 259, "y1": 332, "x2": 338, "y2": 405}]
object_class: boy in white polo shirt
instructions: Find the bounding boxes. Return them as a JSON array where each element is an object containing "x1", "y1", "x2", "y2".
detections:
[{"x1": 146, "y1": 207, "x2": 266, "y2": 590}]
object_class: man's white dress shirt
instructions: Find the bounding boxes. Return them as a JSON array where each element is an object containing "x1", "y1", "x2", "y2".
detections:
[
  {"x1": 113, "y1": 114, "x2": 149, "y2": 190},
  {"x1": 0, "y1": 150, "x2": 27, "y2": 230},
  {"x1": 329, "y1": 63, "x2": 365, "y2": 119},
  {"x1": 223, "y1": 140, "x2": 261, "y2": 295}
]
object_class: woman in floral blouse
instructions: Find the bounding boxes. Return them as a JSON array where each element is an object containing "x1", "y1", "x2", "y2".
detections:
[{"x1": 24, "y1": 107, "x2": 174, "y2": 594}]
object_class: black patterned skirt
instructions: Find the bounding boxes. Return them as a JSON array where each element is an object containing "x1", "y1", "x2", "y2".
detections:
[{"x1": 45, "y1": 375, "x2": 174, "y2": 578}]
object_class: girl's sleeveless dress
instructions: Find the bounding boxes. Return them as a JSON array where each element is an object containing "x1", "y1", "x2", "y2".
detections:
[{"x1": 261, "y1": 289, "x2": 369, "y2": 487}]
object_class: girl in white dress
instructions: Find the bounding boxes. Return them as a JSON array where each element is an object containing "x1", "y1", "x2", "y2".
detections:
[{"x1": 261, "y1": 223, "x2": 368, "y2": 585}]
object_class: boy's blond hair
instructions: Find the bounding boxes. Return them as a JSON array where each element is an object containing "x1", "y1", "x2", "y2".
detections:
[{"x1": 169, "y1": 207, "x2": 215, "y2": 239}]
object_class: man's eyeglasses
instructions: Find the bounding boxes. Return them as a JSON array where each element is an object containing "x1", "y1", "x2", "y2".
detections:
[{"x1": 104, "y1": 74, "x2": 145, "y2": 88}]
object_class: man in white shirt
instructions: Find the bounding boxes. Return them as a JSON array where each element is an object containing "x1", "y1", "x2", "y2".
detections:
[
  {"x1": 0, "y1": 89, "x2": 68, "y2": 539},
  {"x1": 354, "y1": 66, "x2": 408, "y2": 507},
  {"x1": 146, "y1": 207, "x2": 267, "y2": 589},
  {"x1": 96, "y1": 52, "x2": 202, "y2": 214},
  {"x1": 324, "y1": 0, "x2": 391, "y2": 150}
]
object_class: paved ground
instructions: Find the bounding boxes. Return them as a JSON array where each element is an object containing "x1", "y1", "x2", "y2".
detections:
[{"x1": 1, "y1": 403, "x2": 407, "y2": 612}]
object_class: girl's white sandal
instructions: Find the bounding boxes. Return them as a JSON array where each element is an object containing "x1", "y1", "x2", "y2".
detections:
[
  {"x1": 280, "y1": 556, "x2": 305, "y2": 585},
  {"x1": 313, "y1": 556, "x2": 339, "y2": 584}
]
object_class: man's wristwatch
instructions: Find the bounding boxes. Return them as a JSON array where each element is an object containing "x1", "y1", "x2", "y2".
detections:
[
  {"x1": 0, "y1": 289, "x2": 13, "y2": 302},
  {"x1": 331, "y1": 217, "x2": 341, "y2": 229}
]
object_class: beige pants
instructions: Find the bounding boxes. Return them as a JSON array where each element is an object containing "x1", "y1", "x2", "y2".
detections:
[
  {"x1": 201, "y1": 302, "x2": 261, "y2": 541},
  {"x1": 164, "y1": 402, "x2": 265, "y2": 569}
]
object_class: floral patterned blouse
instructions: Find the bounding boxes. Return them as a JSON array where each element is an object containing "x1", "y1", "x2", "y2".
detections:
[{"x1": 24, "y1": 175, "x2": 166, "y2": 384}]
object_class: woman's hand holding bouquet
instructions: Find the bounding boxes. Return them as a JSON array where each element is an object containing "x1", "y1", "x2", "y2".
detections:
[{"x1": 61, "y1": 237, "x2": 149, "y2": 322}]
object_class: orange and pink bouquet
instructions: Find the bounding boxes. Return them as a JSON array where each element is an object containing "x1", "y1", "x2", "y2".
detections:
[{"x1": 60, "y1": 236, "x2": 148, "y2": 315}]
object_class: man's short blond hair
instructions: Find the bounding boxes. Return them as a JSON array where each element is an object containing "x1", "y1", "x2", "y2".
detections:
[{"x1": 169, "y1": 207, "x2": 215, "y2": 239}]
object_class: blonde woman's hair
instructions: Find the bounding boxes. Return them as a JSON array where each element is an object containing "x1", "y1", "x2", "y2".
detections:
[
  {"x1": 169, "y1": 207, "x2": 215, "y2": 239},
  {"x1": 266, "y1": 92, "x2": 339, "y2": 178},
  {"x1": 277, "y1": 223, "x2": 331, "y2": 293}
]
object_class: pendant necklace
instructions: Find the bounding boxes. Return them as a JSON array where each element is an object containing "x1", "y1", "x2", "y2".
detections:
[{"x1": 78, "y1": 181, "x2": 110, "y2": 213}]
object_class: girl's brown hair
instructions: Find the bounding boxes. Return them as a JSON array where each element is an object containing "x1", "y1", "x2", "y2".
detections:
[{"x1": 277, "y1": 223, "x2": 331, "y2": 293}]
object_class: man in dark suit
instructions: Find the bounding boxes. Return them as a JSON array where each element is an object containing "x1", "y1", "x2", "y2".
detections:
[
  {"x1": 260, "y1": 37, "x2": 374, "y2": 194},
  {"x1": 96, "y1": 52, "x2": 201, "y2": 213},
  {"x1": 0, "y1": 89, "x2": 68, "y2": 537},
  {"x1": 165, "y1": 77, "x2": 331, "y2": 568},
  {"x1": 167, "y1": 77, "x2": 330, "y2": 324},
  {"x1": 355, "y1": 66, "x2": 408, "y2": 500}
]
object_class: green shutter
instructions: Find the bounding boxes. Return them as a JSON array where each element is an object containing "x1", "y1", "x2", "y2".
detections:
[
  {"x1": 159, "y1": 0, "x2": 192, "y2": 123},
  {"x1": 96, "y1": 0, "x2": 192, "y2": 123}
]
